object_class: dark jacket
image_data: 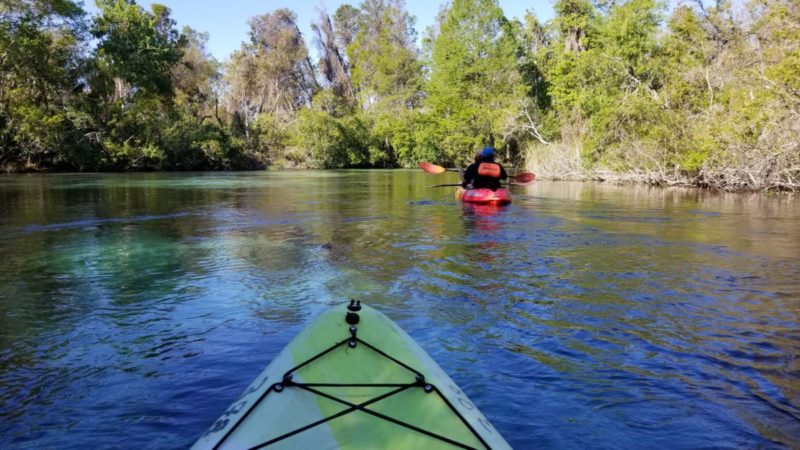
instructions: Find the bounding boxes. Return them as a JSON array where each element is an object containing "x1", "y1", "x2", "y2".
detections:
[{"x1": 462, "y1": 161, "x2": 508, "y2": 190}]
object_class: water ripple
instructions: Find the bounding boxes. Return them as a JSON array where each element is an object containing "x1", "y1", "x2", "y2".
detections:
[{"x1": 1, "y1": 174, "x2": 799, "y2": 449}]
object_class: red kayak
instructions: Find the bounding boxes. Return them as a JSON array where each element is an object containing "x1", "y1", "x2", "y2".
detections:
[{"x1": 455, "y1": 187, "x2": 512, "y2": 205}]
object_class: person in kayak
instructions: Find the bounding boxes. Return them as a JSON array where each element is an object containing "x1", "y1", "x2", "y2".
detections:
[
  {"x1": 459, "y1": 149, "x2": 485, "y2": 184},
  {"x1": 461, "y1": 146, "x2": 508, "y2": 190}
]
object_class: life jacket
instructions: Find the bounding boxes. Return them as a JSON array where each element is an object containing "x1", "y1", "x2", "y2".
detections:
[{"x1": 477, "y1": 162, "x2": 502, "y2": 178}]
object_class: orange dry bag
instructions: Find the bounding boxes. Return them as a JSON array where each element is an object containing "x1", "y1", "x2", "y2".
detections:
[{"x1": 477, "y1": 162, "x2": 501, "y2": 178}]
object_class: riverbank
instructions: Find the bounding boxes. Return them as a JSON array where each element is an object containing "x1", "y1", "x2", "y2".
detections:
[
  {"x1": 525, "y1": 142, "x2": 800, "y2": 193},
  {"x1": 529, "y1": 170, "x2": 800, "y2": 193},
  {"x1": 4, "y1": 163, "x2": 799, "y2": 194},
  {"x1": 1, "y1": 162, "x2": 46, "y2": 174}
]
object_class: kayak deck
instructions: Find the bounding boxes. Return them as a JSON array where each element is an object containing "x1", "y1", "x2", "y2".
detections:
[{"x1": 192, "y1": 302, "x2": 510, "y2": 450}]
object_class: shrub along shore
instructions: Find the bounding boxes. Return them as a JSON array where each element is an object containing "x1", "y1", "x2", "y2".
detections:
[{"x1": 2, "y1": 0, "x2": 798, "y2": 191}]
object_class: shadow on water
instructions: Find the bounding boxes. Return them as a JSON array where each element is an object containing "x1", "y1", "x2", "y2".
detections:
[{"x1": 0, "y1": 172, "x2": 798, "y2": 449}]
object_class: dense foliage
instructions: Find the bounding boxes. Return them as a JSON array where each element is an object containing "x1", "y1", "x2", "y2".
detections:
[
  {"x1": 1, "y1": 0, "x2": 797, "y2": 189},
  {"x1": 524, "y1": 0, "x2": 800, "y2": 190}
]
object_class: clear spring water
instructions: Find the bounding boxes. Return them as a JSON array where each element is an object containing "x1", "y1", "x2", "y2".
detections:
[{"x1": 1, "y1": 171, "x2": 798, "y2": 449}]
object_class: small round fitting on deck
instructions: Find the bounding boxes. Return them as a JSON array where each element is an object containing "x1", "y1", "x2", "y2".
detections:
[
  {"x1": 347, "y1": 300, "x2": 362, "y2": 311},
  {"x1": 346, "y1": 312, "x2": 360, "y2": 325}
]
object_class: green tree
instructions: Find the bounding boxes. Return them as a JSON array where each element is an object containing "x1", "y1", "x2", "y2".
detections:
[
  {"x1": 333, "y1": 4, "x2": 361, "y2": 53},
  {"x1": 344, "y1": 1, "x2": 423, "y2": 165},
  {"x1": 85, "y1": 1, "x2": 186, "y2": 169},
  {"x1": 224, "y1": 8, "x2": 317, "y2": 165},
  {"x1": 349, "y1": 0, "x2": 421, "y2": 110},
  {"x1": 172, "y1": 27, "x2": 220, "y2": 124},
  {"x1": 289, "y1": 90, "x2": 376, "y2": 168},
  {"x1": 0, "y1": 0, "x2": 87, "y2": 169},
  {"x1": 423, "y1": 0, "x2": 526, "y2": 165},
  {"x1": 508, "y1": 12, "x2": 556, "y2": 148},
  {"x1": 92, "y1": 0, "x2": 185, "y2": 97},
  {"x1": 87, "y1": 0, "x2": 243, "y2": 170}
]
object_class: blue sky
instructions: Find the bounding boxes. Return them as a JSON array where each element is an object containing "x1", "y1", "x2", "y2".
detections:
[{"x1": 85, "y1": 1, "x2": 555, "y2": 60}]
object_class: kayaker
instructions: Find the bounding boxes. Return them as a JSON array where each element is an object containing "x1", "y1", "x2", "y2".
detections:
[
  {"x1": 459, "y1": 149, "x2": 485, "y2": 183},
  {"x1": 461, "y1": 147, "x2": 508, "y2": 190}
]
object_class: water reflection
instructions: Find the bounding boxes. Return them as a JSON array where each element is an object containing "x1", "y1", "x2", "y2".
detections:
[{"x1": 0, "y1": 173, "x2": 798, "y2": 449}]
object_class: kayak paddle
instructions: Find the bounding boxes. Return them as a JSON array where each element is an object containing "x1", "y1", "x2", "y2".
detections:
[
  {"x1": 419, "y1": 162, "x2": 454, "y2": 174},
  {"x1": 511, "y1": 172, "x2": 536, "y2": 185},
  {"x1": 420, "y1": 162, "x2": 536, "y2": 185}
]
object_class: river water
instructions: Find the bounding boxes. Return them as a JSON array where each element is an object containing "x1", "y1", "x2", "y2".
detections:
[{"x1": 0, "y1": 171, "x2": 798, "y2": 449}]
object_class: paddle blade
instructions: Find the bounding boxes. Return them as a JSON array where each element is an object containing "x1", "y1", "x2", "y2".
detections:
[
  {"x1": 512, "y1": 172, "x2": 536, "y2": 184},
  {"x1": 419, "y1": 162, "x2": 447, "y2": 174}
]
